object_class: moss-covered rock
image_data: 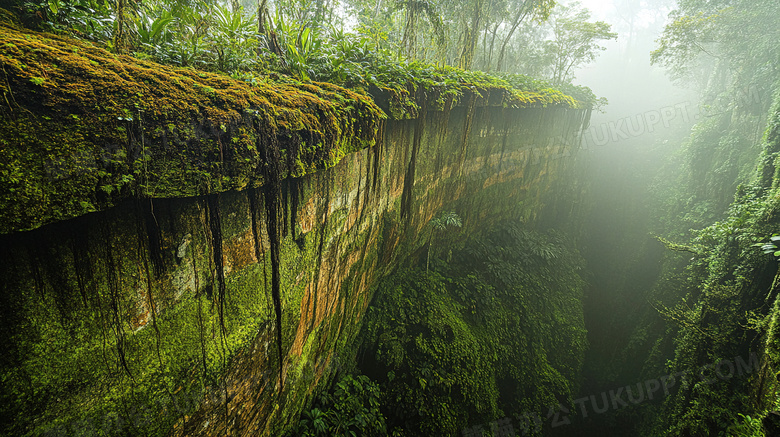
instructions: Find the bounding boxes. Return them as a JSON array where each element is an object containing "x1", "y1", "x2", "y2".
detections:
[
  {"x1": 0, "y1": 18, "x2": 385, "y2": 234},
  {"x1": 0, "y1": 12, "x2": 592, "y2": 437}
]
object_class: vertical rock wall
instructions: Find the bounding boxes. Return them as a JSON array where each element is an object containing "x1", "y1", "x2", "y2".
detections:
[{"x1": 0, "y1": 102, "x2": 588, "y2": 437}]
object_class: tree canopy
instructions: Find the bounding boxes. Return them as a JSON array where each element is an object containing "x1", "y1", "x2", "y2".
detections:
[{"x1": 5, "y1": 0, "x2": 615, "y2": 91}]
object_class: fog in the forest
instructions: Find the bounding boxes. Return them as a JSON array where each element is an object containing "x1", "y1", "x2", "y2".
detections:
[
  {"x1": 561, "y1": 0, "x2": 774, "y2": 435},
  {"x1": 2, "y1": 0, "x2": 778, "y2": 435}
]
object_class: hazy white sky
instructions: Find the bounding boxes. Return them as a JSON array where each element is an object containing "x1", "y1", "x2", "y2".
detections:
[
  {"x1": 574, "y1": 0, "x2": 614, "y2": 20},
  {"x1": 561, "y1": 0, "x2": 690, "y2": 113},
  {"x1": 564, "y1": 0, "x2": 670, "y2": 32}
]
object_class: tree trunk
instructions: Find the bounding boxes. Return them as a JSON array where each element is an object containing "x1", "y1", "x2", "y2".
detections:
[
  {"x1": 114, "y1": 0, "x2": 128, "y2": 54},
  {"x1": 402, "y1": 6, "x2": 418, "y2": 58},
  {"x1": 486, "y1": 21, "x2": 500, "y2": 71},
  {"x1": 257, "y1": 0, "x2": 268, "y2": 35},
  {"x1": 458, "y1": 0, "x2": 484, "y2": 70},
  {"x1": 496, "y1": 3, "x2": 531, "y2": 72}
]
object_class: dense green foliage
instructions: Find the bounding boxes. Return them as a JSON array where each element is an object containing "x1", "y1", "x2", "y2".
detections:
[
  {"x1": 3, "y1": 0, "x2": 608, "y2": 108},
  {"x1": 0, "y1": 7, "x2": 597, "y2": 234},
  {"x1": 578, "y1": 0, "x2": 780, "y2": 434},
  {"x1": 0, "y1": 16, "x2": 386, "y2": 233},
  {"x1": 0, "y1": 1, "x2": 604, "y2": 437},
  {"x1": 349, "y1": 224, "x2": 587, "y2": 435},
  {"x1": 635, "y1": 87, "x2": 780, "y2": 436},
  {"x1": 642, "y1": 0, "x2": 780, "y2": 433},
  {"x1": 289, "y1": 374, "x2": 392, "y2": 437},
  {"x1": 0, "y1": 200, "x2": 274, "y2": 436}
]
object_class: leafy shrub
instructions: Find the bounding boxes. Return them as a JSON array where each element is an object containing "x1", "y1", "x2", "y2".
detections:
[{"x1": 290, "y1": 374, "x2": 389, "y2": 437}]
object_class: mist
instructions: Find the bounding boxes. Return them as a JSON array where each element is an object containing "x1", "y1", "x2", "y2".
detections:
[
  {"x1": 0, "y1": 0, "x2": 778, "y2": 435},
  {"x1": 563, "y1": 0, "x2": 777, "y2": 435}
]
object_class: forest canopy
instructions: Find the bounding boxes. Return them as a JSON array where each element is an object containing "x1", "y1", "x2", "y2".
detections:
[{"x1": 5, "y1": 0, "x2": 614, "y2": 97}]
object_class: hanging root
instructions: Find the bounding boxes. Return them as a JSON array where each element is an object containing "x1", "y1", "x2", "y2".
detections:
[
  {"x1": 142, "y1": 198, "x2": 165, "y2": 277},
  {"x1": 207, "y1": 194, "x2": 227, "y2": 339},
  {"x1": 258, "y1": 127, "x2": 285, "y2": 388},
  {"x1": 264, "y1": 181, "x2": 285, "y2": 389},
  {"x1": 401, "y1": 90, "x2": 428, "y2": 221},
  {"x1": 102, "y1": 223, "x2": 134, "y2": 381}
]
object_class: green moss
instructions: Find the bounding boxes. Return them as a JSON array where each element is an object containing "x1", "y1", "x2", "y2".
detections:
[
  {"x1": 0, "y1": 12, "x2": 593, "y2": 236},
  {"x1": 0, "y1": 13, "x2": 592, "y2": 436},
  {"x1": 352, "y1": 225, "x2": 587, "y2": 435},
  {"x1": 0, "y1": 20, "x2": 385, "y2": 235}
]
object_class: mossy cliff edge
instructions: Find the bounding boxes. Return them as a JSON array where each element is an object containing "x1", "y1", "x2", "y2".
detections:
[
  {"x1": 0, "y1": 15, "x2": 385, "y2": 235},
  {"x1": 0, "y1": 14, "x2": 586, "y2": 236},
  {"x1": 0, "y1": 17, "x2": 591, "y2": 437}
]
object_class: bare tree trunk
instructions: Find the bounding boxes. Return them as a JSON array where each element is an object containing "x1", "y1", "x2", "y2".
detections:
[
  {"x1": 496, "y1": 3, "x2": 531, "y2": 71},
  {"x1": 402, "y1": 6, "x2": 418, "y2": 58},
  {"x1": 257, "y1": 0, "x2": 268, "y2": 34},
  {"x1": 459, "y1": 0, "x2": 484, "y2": 70},
  {"x1": 486, "y1": 21, "x2": 500, "y2": 71},
  {"x1": 114, "y1": 0, "x2": 128, "y2": 54},
  {"x1": 468, "y1": 4, "x2": 481, "y2": 68}
]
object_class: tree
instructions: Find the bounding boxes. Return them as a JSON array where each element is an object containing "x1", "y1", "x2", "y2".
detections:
[
  {"x1": 494, "y1": 0, "x2": 555, "y2": 72},
  {"x1": 455, "y1": 0, "x2": 489, "y2": 70},
  {"x1": 543, "y1": 2, "x2": 616, "y2": 85},
  {"x1": 395, "y1": 0, "x2": 445, "y2": 59},
  {"x1": 651, "y1": 0, "x2": 779, "y2": 93}
]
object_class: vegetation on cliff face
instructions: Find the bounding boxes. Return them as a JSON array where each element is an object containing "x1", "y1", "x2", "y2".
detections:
[
  {"x1": 574, "y1": 0, "x2": 780, "y2": 435},
  {"x1": 0, "y1": 7, "x2": 596, "y2": 236},
  {"x1": 0, "y1": 195, "x2": 271, "y2": 437},
  {"x1": 642, "y1": 84, "x2": 780, "y2": 437},
  {"x1": 0, "y1": 4, "x2": 597, "y2": 437},
  {"x1": 0, "y1": 55, "x2": 589, "y2": 437},
  {"x1": 645, "y1": 0, "x2": 780, "y2": 433},
  {"x1": 289, "y1": 224, "x2": 587, "y2": 436}
]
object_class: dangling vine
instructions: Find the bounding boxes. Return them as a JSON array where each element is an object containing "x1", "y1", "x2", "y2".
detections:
[
  {"x1": 401, "y1": 91, "x2": 428, "y2": 221},
  {"x1": 134, "y1": 199, "x2": 180, "y2": 417},
  {"x1": 248, "y1": 188, "x2": 272, "y2": 310},
  {"x1": 192, "y1": 230, "x2": 208, "y2": 380},
  {"x1": 69, "y1": 220, "x2": 93, "y2": 309},
  {"x1": 258, "y1": 125, "x2": 285, "y2": 388},
  {"x1": 206, "y1": 194, "x2": 228, "y2": 339},
  {"x1": 457, "y1": 90, "x2": 478, "y2": 173},
  {"x1": 101, "y1": 223, "x2": 134, "y2": 381},
  {"x1": 142, "y1": 198, "x2": 165, "y2": 277},
  {"x1": 366, "y1": 119, "x2": 386, "y2": 208},
  {"x1": 205, "y1": 193, "x2": 231, "y2": 428},
  {"x1": 310, "y1": 174, "x2": 333, "y2": 333}
]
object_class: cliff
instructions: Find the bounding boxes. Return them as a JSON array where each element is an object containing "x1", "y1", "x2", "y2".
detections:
[{"x1": 0, "y1": 17, "x2": 591, "y2": 437}]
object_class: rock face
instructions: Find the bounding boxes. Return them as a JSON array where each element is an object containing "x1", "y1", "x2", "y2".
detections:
[
  {"x1": 0, "y1": 104, "x2": 587, "y2": 437},
  {"x1": 0, "y1": 17, "x2": 590, "y2": 437}
]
